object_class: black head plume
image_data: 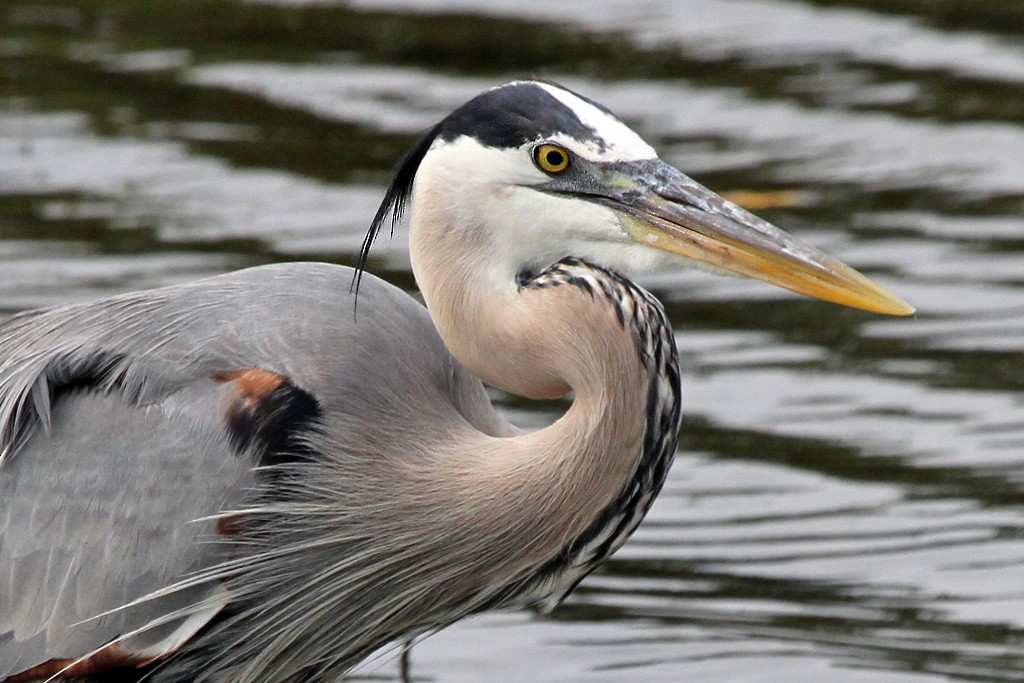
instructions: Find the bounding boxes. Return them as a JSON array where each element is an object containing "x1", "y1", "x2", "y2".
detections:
[{"x1": 352, "y1": 123, "x2": 440, "y2": 301}]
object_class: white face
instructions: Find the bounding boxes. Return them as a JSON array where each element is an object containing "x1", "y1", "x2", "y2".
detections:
[{"x1": 410, "y1": 84, "x2": 677, "y2": 287}]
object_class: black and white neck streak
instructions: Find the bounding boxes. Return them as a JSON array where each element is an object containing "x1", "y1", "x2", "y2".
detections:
[{"x1": 510, "y1": 258, "x2": 682, "y2": 608}]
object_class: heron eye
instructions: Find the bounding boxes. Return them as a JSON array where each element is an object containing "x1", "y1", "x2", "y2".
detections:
[{"x1": 533, "y1": 144, "x2": 571, "y2": 174}]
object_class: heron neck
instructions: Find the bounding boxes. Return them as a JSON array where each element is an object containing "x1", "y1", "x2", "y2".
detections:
[{"x1": 410, "y1": 225, "x2": 659, "y2": 578}]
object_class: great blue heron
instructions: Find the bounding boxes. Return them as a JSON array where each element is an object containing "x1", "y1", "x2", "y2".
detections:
[{"x1": 0, "y1": 81, "x2": 912, "y2": 682}]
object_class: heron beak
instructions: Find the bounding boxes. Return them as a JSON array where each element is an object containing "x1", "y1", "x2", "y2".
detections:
[{"x1": 594, "y1": 159, "x2": 914, "y2": 316}]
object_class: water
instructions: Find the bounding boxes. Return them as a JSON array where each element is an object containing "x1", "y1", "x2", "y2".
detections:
[{"x1": 2, "y1": 1, "x2": 1024, "y2": 680}]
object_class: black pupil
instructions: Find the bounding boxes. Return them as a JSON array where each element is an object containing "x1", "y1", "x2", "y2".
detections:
[{"x1": 545, "y1": 150, "x2": 565, "y2": 167}]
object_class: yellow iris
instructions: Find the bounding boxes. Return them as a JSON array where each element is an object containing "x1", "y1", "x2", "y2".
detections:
[{"x1": 534, "y1": 144, "x2": 571, "y2": 173}]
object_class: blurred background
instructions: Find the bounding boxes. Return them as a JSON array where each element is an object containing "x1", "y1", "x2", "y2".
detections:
[{"x1": 2, "y1": 1, "x2": 1024, "y2": 681}]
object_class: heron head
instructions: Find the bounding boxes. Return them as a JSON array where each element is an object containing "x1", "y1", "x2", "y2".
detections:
[{"x1": 366, "y1": 80, "x2": 912, "y2": 316}]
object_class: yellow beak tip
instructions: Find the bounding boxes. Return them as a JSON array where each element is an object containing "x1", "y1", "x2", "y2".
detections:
[
  {"x1": 823, "y1": 284, "x2": 915, "y2": 317},
  {"x1": 883, "y1": 300, "x2": 916, "y2": 317}
]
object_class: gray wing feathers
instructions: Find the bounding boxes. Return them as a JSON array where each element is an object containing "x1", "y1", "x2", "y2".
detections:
[
  {"x1": 0, "y1": 392, "x2": 247, "y2": 676},
  {"x1": 0, "y1": 262, "x2": 506, "y2": 676},
  {"x1": 0, "y1": 279, "x2": 255, "y2": 465}
]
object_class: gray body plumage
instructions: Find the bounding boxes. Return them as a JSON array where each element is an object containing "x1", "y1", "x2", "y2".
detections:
[{"x1": 0, "y1": 263, "x2": 511, "y2": 680}]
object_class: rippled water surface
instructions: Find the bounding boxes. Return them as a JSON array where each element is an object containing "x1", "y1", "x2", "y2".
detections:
[{"x1": 3, "y1": 1, "x2": 1024, "y2": 681}]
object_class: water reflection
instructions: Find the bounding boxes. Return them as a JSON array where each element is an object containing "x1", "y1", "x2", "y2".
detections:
[{"x1": 2, "y1": 0, "x2": 1023, "y2": 680}]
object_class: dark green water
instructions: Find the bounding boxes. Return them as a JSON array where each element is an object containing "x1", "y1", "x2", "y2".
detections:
[{"x1": 2, "y1": 1, "x2": 1024, "y2": 680}]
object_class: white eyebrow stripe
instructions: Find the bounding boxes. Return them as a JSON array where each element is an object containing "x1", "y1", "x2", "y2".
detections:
[{"x1": 535, "y1": 83, "x2": 657, "y2": 161}]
